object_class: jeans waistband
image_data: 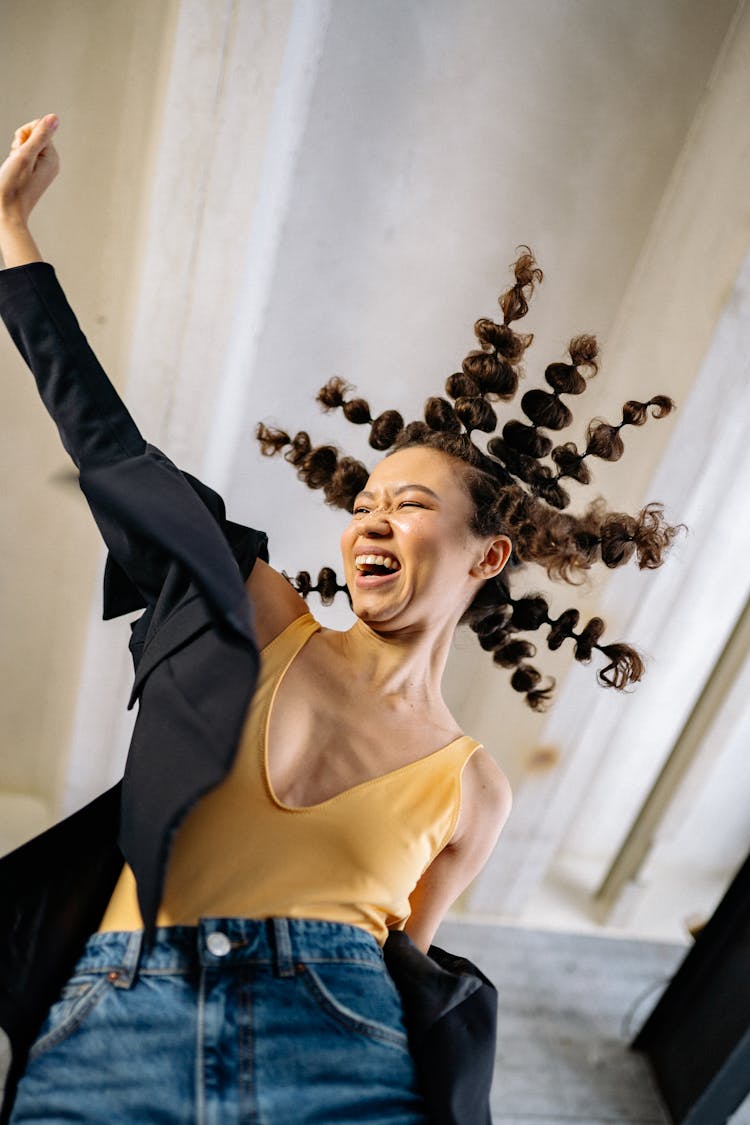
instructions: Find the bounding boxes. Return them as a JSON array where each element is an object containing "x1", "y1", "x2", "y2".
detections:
[{"x1": 77, "y1": 918, "x2": 384, "y2": 987}]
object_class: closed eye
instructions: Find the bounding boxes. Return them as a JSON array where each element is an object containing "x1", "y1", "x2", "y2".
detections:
[{"x1": 352, "y1": 500, "x2": 427, "y2": 515}]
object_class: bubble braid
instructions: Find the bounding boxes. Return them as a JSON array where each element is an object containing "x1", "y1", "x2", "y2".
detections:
[
  {"x1": 281, "y1": 567, "x2": 350, "y2": 606},
  {"x1": 256, "y1": 247, "x2": 682, "y2": 709}
]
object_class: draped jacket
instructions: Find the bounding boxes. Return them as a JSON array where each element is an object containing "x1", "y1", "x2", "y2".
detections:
[{"x1": 0, "y1": 263, "x2": 497, "y2": 1125}]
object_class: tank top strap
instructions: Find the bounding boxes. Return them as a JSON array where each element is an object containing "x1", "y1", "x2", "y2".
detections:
[
  {"x1": 260, "y1": 612, "x2": 321, "y2": 673},
  {"x1": 451, "y1": 734, "x2": 482, "y2": 761},
  {"x1": 429, "y1": 734, "x2": 483, "y2": 772},
  {"x1": 418, "y1": 735, "x2": 483, "y2": 852}
]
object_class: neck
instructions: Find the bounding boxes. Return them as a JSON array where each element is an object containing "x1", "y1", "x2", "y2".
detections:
[{"x1": 331, "y1": 615, "x2": 457, "y2": 708}]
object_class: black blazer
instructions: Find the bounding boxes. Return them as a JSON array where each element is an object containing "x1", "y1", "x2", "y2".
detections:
[{"x1": 0, "y1": 263, "x2": 497, "y2": 1125}]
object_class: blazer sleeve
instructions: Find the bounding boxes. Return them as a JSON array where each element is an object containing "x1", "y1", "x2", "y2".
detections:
[{"x1": 0, "y1": 262, "x2": 265, "y2": 639}]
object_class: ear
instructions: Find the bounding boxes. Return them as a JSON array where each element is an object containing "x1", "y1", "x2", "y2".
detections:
[{"x1": 470, "y1": 535, "x2": 512, "y2": 580}]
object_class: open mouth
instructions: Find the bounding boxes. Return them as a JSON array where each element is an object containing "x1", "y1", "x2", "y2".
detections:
[{"x1": 354, "y1": 553, "x2": 401, "y2": 581}]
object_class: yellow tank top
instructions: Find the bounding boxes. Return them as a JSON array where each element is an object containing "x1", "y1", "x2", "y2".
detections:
[{"x1": 99, "y1": 612, "x2": 481, "y2": 946}]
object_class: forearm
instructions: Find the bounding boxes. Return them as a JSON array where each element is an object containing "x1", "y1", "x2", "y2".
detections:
[
  {"x1": 0, "y1": 261, "x2": 146, "y2": 468},
  {"x1": 0, "y1": 216, "x2": 42, "y2": 268}
]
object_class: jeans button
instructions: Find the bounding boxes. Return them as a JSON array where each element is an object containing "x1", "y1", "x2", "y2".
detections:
[{"x1": 206, "y1": 931, "x2": 232, "y2": 957}]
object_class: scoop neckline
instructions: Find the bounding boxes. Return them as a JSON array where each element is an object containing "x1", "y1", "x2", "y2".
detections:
[{"x1": 261, "y1": 614, "x2": 475, "y2": 812}]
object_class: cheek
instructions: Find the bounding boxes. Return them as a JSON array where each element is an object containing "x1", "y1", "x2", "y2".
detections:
[
  {"x1": 392, "y1": 514, "x2": 430, "y2": 540},
  {"x1": 404, "y1": 519, "x2": 476, "y2": 576},
  {"x1": 340, "y1": 525, "x2": 356, "y2": 561},
  {"x1": 393, "y1": 514, "x2": 456, "y2": 553}
]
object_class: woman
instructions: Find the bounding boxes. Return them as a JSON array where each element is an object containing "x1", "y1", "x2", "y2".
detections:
[{"x1": 0, "y1": 115, "x2": 678, "y2": 1124}]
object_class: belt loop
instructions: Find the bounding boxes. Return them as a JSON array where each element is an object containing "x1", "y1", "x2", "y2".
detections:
[
  {"x1": 271, "y1": 918, "x2": 295, "y2": 978},
  {"x1": 112, "y1": 929, "x2": 144, "y2": 989}
]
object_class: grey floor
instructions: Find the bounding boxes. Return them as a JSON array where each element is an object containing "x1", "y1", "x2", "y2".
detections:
[{"x1": 438, "y1": 918, "x2": 750, "y2": 1125}]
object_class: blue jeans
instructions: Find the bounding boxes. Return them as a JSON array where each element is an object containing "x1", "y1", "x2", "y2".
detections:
[{"x1": 10, "y1": 917, "x2": 430, "y2": 1124}]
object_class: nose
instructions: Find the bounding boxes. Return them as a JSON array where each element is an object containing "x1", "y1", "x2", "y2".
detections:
[{"x1": 357, "y1": 507, "x2": 392, "y2": 536}]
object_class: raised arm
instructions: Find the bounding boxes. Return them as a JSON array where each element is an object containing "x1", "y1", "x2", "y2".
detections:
[
  {"x1": 0, "y1": 116, "x2": 146, "y2": 469},
  {"x1": 0, "y1": 117, "x2": 263, "y2": 636}
]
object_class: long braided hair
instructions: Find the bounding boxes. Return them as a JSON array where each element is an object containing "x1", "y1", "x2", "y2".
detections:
[{"x1": 256, "y1": 248, "x2": 681, "y2": 710}]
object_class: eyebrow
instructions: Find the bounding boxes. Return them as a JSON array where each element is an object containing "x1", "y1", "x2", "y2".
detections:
[{"x1": 355, "y1": 484, "x2": 441, "y2": 501}]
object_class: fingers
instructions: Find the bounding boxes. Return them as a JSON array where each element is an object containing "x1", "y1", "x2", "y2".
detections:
[
  {"x1": 0, "y1": 114, "x2": 61, "y2": 221},
  {"x1": 11, "y1": 114, "x2": 58, "y2": 154},
  {"x1": 11, "y1": 121, "x2": 39, "y2": 152},
  {"x1": 30, "y1": 115, "x2": 60, "y2": 153}
]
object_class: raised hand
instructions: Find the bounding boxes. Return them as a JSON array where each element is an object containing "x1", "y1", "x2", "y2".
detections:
[
  {"x1": 0, "y1": 115, "x2": 60, "y2": 267},
  {"x1": 0, "y1": 115, "x2": 60, "y2": 224}
]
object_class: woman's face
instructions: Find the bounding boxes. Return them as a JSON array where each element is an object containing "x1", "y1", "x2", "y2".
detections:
[{"x1": 340, "y1": 445, "x2": 510, "y2": 633}]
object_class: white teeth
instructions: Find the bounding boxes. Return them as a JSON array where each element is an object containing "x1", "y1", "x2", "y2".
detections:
[{"x1": 354, "y1": 554, "x2": 399, "y2": 571}]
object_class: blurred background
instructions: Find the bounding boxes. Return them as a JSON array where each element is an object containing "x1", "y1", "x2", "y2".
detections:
[{"x1": 1, "y1": 3, "x2": 750, "y2": 1118}]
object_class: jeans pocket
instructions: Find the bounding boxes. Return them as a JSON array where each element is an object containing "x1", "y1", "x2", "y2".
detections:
[
  {"x1": 298, "y1": 961, "x2": 410, "y2": 1053},
  {"x1": 28, "y1": 974, "x2": 111, "y2": 1062}
]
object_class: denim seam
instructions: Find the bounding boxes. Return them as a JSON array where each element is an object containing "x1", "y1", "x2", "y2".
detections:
[
  {"x1": 298, "y1": 964, "x2": 409, "y2": 1052},
  {"x1": 76, "y1": 957, "x2": 381, "y2": 977},
  {"x1": 27, "y1": 976, "x2": 112, "y2": 1062},
  {"x1": 240, "y1": 975, "x2": 256, "y2": 1123},
  {"x1": 195, "y1": 967, "x2": 206, "y2": 1125},
  {"x1": 72, "y1": 965, "x2": 192, "y2": 976}
]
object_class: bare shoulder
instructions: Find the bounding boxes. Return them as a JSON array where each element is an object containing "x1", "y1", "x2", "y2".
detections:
[
  {"x1": 244, "y1": 558, "x2": 310, "y2": 648},
  {"x1": 449, "y1": 745, "x2": 512, "y2": 852},
  {"x1": 402, "y1": 745, "x2": 511, "y2": 952}
]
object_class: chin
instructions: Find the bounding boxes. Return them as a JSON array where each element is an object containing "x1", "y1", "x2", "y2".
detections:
[
  {"x1": 352, "y1": 600, "x2": 391, "y2": 624},
  {"x1": 354, "y1": 602, "x2": 412, "y2": 630}
]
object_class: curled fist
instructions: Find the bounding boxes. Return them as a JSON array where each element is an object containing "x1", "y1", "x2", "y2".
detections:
[{"x1": 0, "y1": 115, "x2": 60, "y2": 225}]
